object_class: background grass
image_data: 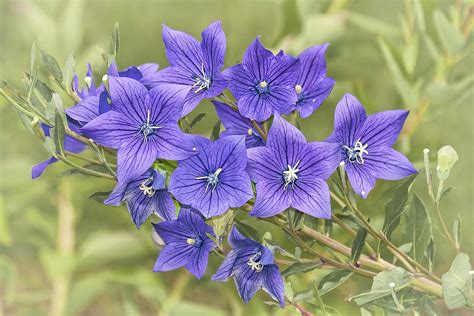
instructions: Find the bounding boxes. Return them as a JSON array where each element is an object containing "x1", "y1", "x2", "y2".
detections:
[{"x1": 0, "y1": 0, "x2": 473, "y2": 315}]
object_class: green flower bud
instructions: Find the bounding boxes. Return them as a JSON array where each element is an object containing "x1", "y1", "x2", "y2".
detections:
[{"x1": 437, "y1": 145, "x2": 458, "y2": 180}]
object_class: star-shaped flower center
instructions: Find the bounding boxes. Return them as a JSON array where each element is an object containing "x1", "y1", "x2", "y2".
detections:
[
  {"x1": 139, "y1": 176, "x2": 156, "y2": 197},
  {"x1": 139, "y1": 110, "x2": 162, "y2": 143},
  {"x1": 255, "y1": 80, "x2": 269, "y2": 95},
  {"x1": 247, "y1": 251, "x2": 264, "y2": 272},
  {"x1": 282, "y1": 160, "x2": 301, "y2": 190},
  {"x1": 192, "y1": 64, "x2": 212, "y2": 93},
  {"x1": 196, "y1": 167, "x2": 223, "y2": 192},
  {"x1": 343, "y1": 139, "x2": 368, "y2": 164}
]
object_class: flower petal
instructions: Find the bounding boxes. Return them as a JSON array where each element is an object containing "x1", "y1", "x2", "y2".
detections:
[
  {"x1": 345, "y1": 162, "x2": 377, "y2": 198},
  {"x1": 153, "y1": 243, "x2": 194, "y2": 272},
  {"x1": 66, "y1": 96, "x2": 99, "y2": 124},
  {"x1": 185, "y1": 245, "x2": 211, "y2": 279},
  {"x1": 364, "y1": 146, "x2": 417, "y2": 180},
  {"x1": 292, "y1": 77, "x2": 335, "y2": 118},
  {"x1": 211, "y1": 249, "x2": 237, "y2": 281},
  {"x1": 108, "y1": 77, "x2": 148, "y2": 123},
  {"x1": 296, "y1": 44, "x2": 331, "y2": 91},
  {"x1": 300, "y1": 142, "x2": 341, "y2": 180},
  {"x1": 359, "y1": 110, "x2": 409, "y2": 148},
  {"x1": 201, "y1": 20, "x2": 226, "y2": 73},
  {"x1": 117, "y1": 137, "x2": 158, "y2": 184},
  {"x1": 233, "y1": 263, "x2": 263, "y2": 304},
  {"x1": 292, "y1": 178, "x2": 332, "y2": 218},
  {"x1": 237, "y1": 92, "x2": 275, "y2": 122},
  {"x1": 267, "y1": 51, "x2": 299, "y2": 87},
  {"x1": 152, "y1": 125, "x2": 196, "y2": 161},
  {"x1": 162, "y1": 24, "x2": 204, "y2": 75},
  {"x1": 266, "y1": 113, "x2": 306, "y2": 150},
  {"x1": 138, "y1": 63, "x2": 159, "y2": 77},
  {"x1": 262, "y1": 265, "x2": 285, "y2": 307},
  {"x1": 148, "y1": 85, "x2": 185, "y2": 124},
  {"x1": 330, "y1": 93, "x2": 367, "y2": 145},
  {"x1": 81, "y1": 110, "x2": 137, "y2": 149},
  {"x1": 250, "y1": 179, "x2": 291, "y2": 217},
  {"x1": 31, "y1": 157, "x2": 58, "y2": 179},
  {"x1": 224, "y1": 64, "x2": 256, "y2": 100},
  {"x1": 242, "y1": 38, "x2": 273, "y2": 81}
]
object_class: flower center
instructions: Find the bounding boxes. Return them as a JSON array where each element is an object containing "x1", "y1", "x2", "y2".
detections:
[
  {"x1": 282, "y1": 160, "x2": 301, "y2": 190},
  {"x1": 247, "y1": 251, "x2": 264, "y2": 272},
  {"x1": 342, "y1": 139, "x2": 368, "y2": 164},
  {"x1": 138, "y1": 110, "x2": 162, "y2": 143},
  {"x1": 295, "y1": 84, "x2": 302, "y2": 94},
  {"x1": 186, "y1": 237, "x2": 203, "y2": 248},
  {"x1": 139, "y1": 176, "x2": 156, "y2": 197},
  {"x1": 255, "y1": 80, "x2": 269, "y2": 94},
  {"x1": 192, "y1": 64, "x2": 211, "y2": 93},
  {"x1": 196, "y1": 168, "x2": 223, "y2": 192}
]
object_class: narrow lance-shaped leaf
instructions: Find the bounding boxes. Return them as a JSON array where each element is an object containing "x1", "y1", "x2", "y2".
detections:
[
  {"x1": 433, "y1": 9, "x2": 465, "y2": 54},
  {"x1": 40, "y1": 48, "x2": 63, "y2": 86},
  {"x1": 89, "y1": 191, "x2": 113, "y2": 203},
  {"x1": 281, "y1": 262, "x2": 323, "y2": 277},
  {"x1": 404, "y1": 195, "x2": 432, "y2": 263},
  {"x1": 381, "y1": 174, "x2": 417, "y2": 240},
  {"x1": 111, "y1": 22, "x2": 120, "y2": 59},
  {"x1": 210, "y1": 121, "x2": 221, "y2": 141},
  {"x1": 234, "y1": 221, "x2": 259, "y2": 241},
  {"x1": 351, "y1": 227, "x2": 368, "y2": 264},
  {"x1": 189, "y1": 112, "x2": 206, "y2": 128},
  {"x1": 63, "y1": 52, "x2": 75, "y2": 94},
  {"x1": 453, "y1": 214, "x2": 462, "y2": 249},
  {"x1": 53, "y1": 112, "x2": 65, "y2": 155},
  {"x1": 312, "y1": 282, "x2": 328, "y2": 316},
  {"x1": 318, "y1": 270, "x2": 353, "y2": 296}
]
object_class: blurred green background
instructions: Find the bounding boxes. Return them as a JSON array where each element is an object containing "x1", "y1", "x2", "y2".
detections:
[{"x1": 0, "y1": 0, "x2": 472, "y2": 315}]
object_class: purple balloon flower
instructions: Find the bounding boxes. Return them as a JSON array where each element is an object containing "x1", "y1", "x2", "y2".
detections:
[
  {"x1": 326, "y1": 94, "x2": 417, "y2": 198},
  {"x1": 142, "y1": 21, "x2": 228, "y2": 117},
  {"x1": 81, "y1": 77, "x2": 196, "y2": 184},
  {"x1": 212, "y1": 100, "x2": 265, "y2": 149},
  {"x1": 212, "y1": 226, "x2": 284, "y2": 307},
  {"x1": 169, "y1": 135, "x2": 253, "y2": 218},
  {"x1": 224, "y1": 38, "x2": 300, "y2": 122},
  {"x1": 31, "y1": 120, "x2": 86, "y2": 179},
  {"x1": 247, "y1": 114, "x2": 340, "y2": 218},
  {"x1": 153, "y1": 208, "x2": 216, "y2": 279},
  {"x1": 287, "y1": 44, "x2": 335, "y2": 118},
  {"x1": 67, "y1": 62, "x2": 159, "y2": 126},
  {"x1": 104, "y1": 168, "x2": 176, "y2": 228}
]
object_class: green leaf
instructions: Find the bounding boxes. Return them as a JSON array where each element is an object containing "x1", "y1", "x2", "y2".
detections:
[
  {"x1": 439, "y1": 186, "x2": 455, "y2": 202},
  {"x1": 433, "y1": 10, "x2": 465, "y2": 54},
  {"x1": 425, "y1": 238, "x2": 436, "y2": 271},
  {"x1": 40, "y1": 48, "x2": 63, "y2": 86},
  {"x1": 89, "y1": 191, "x2": 112, "y2": 203},
  {"x1": 381, "y1": 174, "x2": 417, "y2": 240},
  {"x1": 413, "y1": 0, "x2": 426, "y2": 32},
  {"x1": 110, "y1": 22, "x2": 120, "y2": 59},
  {"x1": 210, "y1": 121, "x2": 221, "y2": 140},
  {"x1": 212, "y1": 209, "x2": 234, "y2": 240},
  {"x1": 318, "y1": 270, "x2": 353, "y2": 296},
  {"x1": 453, "y1": 214, "x2": 462, "y2": 249},
  {"x1": 62, "y1": 51, "x2": 75, "y2": 93},
  {"x1": 351, "y1": 227, "x2": 368, "y2": 264},
  {"x1": 288, "y1": 208, "x2": 305, "y2": 230},
  {"x1": 442, "y1": 253, "x2": 472, "y2": 309},
  {"x1": 404, "y1": 195, "x2": 432, "y2": 262},
  {"x1": 284, "y1": 281, "x2": 294, "y2": 301},
  {"x1": 31, "y1": 42, "x2": 38, "y2": 75},
  {"x1": 281, "y1": 262, "x2": 323, "y2": 277},
  {"x1": 349, "y1": 268, "x2": 410, "y2": 305},
  {"x1": 52, "y1": 112, "x2": 65, "y2": 155},
  {"x1": 312, "y1": 282, "x2": 328, "y2": 315},
  {"x1": 378, "y1": 38, "x2": 420, "y2": 106},
  {"x1": 189, "y1": 112, "x2": 206, "y2": 128},
  {"x1": 348, "y1": 12, "x2": 400, "y2": 37},
  {"x1": 234, "y1": 221, "x2": 259, "y2": 241}
]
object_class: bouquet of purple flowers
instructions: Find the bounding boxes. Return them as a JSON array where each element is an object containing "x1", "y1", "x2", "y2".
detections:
[{"x1": 2, "y1": 20, "x2": 470, "y2": 314}]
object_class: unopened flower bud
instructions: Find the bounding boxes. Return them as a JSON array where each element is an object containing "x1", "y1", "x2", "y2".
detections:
[{"x1": 437, "y1": 145, "x2": 458, "y2": 181}]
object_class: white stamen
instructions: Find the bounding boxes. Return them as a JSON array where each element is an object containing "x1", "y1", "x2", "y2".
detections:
[
  {"x1": 139, "y1": 177, "x2": 156, "y2": 197},
  {"x1": 259, "y1": 81, "x2": 268, "y2": 88},
  {"x1": 196, "y1": 168, "x2": 223, "y2": 192},
  {"x1": 283, "y1": 160, "x2": 301, "y2": 190},
  {"x1": 192, "y1": 63, "x2": 211, "y2": 93},
  {"x1": 247, "y1": 252, "x2": 263, "y2": 272},
  {"x1": 186, "y1": 238, "x2": 196, "y2": 245},
  {"x1": 247, "y1": 128, "x2": 253, "y2": 135},
  {"x1": 84, "y1": 76, "x2": 92, "y2": 88},
  {"x1": 343, "y1": 138, "x2": 368, "y2": 164},
  {"x1": 295, "y1": 84, "x2": 302, "y2": 94}
]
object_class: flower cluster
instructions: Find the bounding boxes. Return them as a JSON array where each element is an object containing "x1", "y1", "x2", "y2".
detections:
[{"x1": 32, "y1": 21, "x2": 417, "y2": 306}]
